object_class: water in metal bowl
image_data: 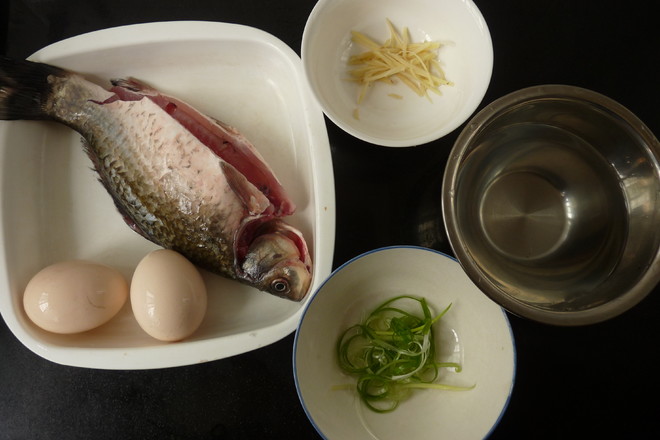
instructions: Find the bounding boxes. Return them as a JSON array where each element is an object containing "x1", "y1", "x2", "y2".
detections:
[{"x1": 443, "y1": 85, "x2": 660, "y2": 325}]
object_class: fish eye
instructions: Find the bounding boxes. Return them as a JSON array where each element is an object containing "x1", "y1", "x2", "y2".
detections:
[{"x1": 271, "y1": 279, "x2": 290, "y2": 294}]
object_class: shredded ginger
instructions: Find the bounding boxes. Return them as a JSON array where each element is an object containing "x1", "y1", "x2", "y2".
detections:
[{"x1": 348, "y1": 19, "x2": 452, "y2": 113}]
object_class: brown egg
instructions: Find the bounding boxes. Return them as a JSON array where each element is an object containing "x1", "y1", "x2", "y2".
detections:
[
  {"x1": 130, "y1": 249, "x2": 207, "y2": 342},
  {"x1": 23, "y1": 260, "x2": 129, "y2": 334}
]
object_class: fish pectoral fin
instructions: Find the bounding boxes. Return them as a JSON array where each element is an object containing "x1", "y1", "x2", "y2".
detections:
[{"x1": 220, "y1": 161, "x2": 272, "y2": 215}]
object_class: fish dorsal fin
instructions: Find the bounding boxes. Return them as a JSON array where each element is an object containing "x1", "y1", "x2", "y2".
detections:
[{"x1": 220, "y1": 161, "x2": 272, "y2": 215}]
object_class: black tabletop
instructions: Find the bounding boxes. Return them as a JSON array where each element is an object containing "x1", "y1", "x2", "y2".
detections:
[{"x1": 1, "y1": 1, "x2": 659, "y2": 439}]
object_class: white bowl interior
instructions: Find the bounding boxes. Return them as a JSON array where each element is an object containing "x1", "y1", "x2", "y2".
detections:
[
  {"x1": 0, "y1": 21, "x2": 335, "y2": 369},
  {"x1": 294, "y1": 247, "x2": 515, "y2": 440},
  {"x1": 302, "y1": 0, "x2": 493, "y2": 146}
]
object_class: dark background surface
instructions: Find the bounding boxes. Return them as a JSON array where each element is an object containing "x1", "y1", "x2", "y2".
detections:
[{"x1": 1, "y1": 1, "x2": 659, "y2": 439}]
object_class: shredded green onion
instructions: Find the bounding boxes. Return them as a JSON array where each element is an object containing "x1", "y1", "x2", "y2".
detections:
[{"x1": 335, "y1": 295, "x2": 474, "y2": 413}]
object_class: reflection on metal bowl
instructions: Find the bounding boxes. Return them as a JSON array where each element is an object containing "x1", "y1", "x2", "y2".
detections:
[{"x1": 443, "y1": 85, "x2": 660, "y2": 325}]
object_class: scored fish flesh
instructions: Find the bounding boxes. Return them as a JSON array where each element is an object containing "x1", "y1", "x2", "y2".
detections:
[{"x1": 0, "y1": 56, "x2": 312, "y2": 301}]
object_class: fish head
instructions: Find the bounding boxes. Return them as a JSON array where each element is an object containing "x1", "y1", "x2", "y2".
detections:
[
  {"x1": 250, "y1": 256, "x2": 312, "y2": 301},
  {"x1": 236, "y1": 218, "x2": 312, "y2": 301}
]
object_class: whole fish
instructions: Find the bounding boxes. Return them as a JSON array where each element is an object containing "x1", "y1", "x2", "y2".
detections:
[{"x1": 0, "y1": 56, "x2": 312, "y2": 301}]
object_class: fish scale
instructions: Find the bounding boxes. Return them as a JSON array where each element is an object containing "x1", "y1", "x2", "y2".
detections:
[{"x1": 84, "y1": 97, "x2": 243, "y2": 277}]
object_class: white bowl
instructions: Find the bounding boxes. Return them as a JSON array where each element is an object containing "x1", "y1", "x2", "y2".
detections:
[
  {"x1": 302, "y1": 0, "x2": 493, "y2": 147},
  {"x1": 294, "y1": 246, "x2": 515, "y2": 440},
  {"x1": 0, "y1": 21, "x2": 335, "y2": 369}
]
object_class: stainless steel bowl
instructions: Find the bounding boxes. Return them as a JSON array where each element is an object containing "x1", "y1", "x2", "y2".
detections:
[{"x1": 442, "y1": 85, "x2": 660, "y2": 325}]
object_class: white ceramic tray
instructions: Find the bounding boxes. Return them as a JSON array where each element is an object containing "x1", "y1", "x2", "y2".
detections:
[{"x1": 0, "y1": 21, "x2": 335, "y2": 369}]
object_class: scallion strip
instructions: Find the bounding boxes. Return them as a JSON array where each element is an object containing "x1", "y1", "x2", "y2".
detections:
[{"x1": 336, "y1": 295, "x2": 474, "y2": 413}]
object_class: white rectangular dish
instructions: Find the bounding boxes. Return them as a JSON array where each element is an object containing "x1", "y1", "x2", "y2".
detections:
[{"x1": 0, "y1": 21, "x2": 335, "y2": 369}]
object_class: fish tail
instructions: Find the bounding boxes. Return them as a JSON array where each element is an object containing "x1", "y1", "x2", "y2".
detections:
[{"x1": 0, "y1": 55, "x2": 67, "y2": 120}]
